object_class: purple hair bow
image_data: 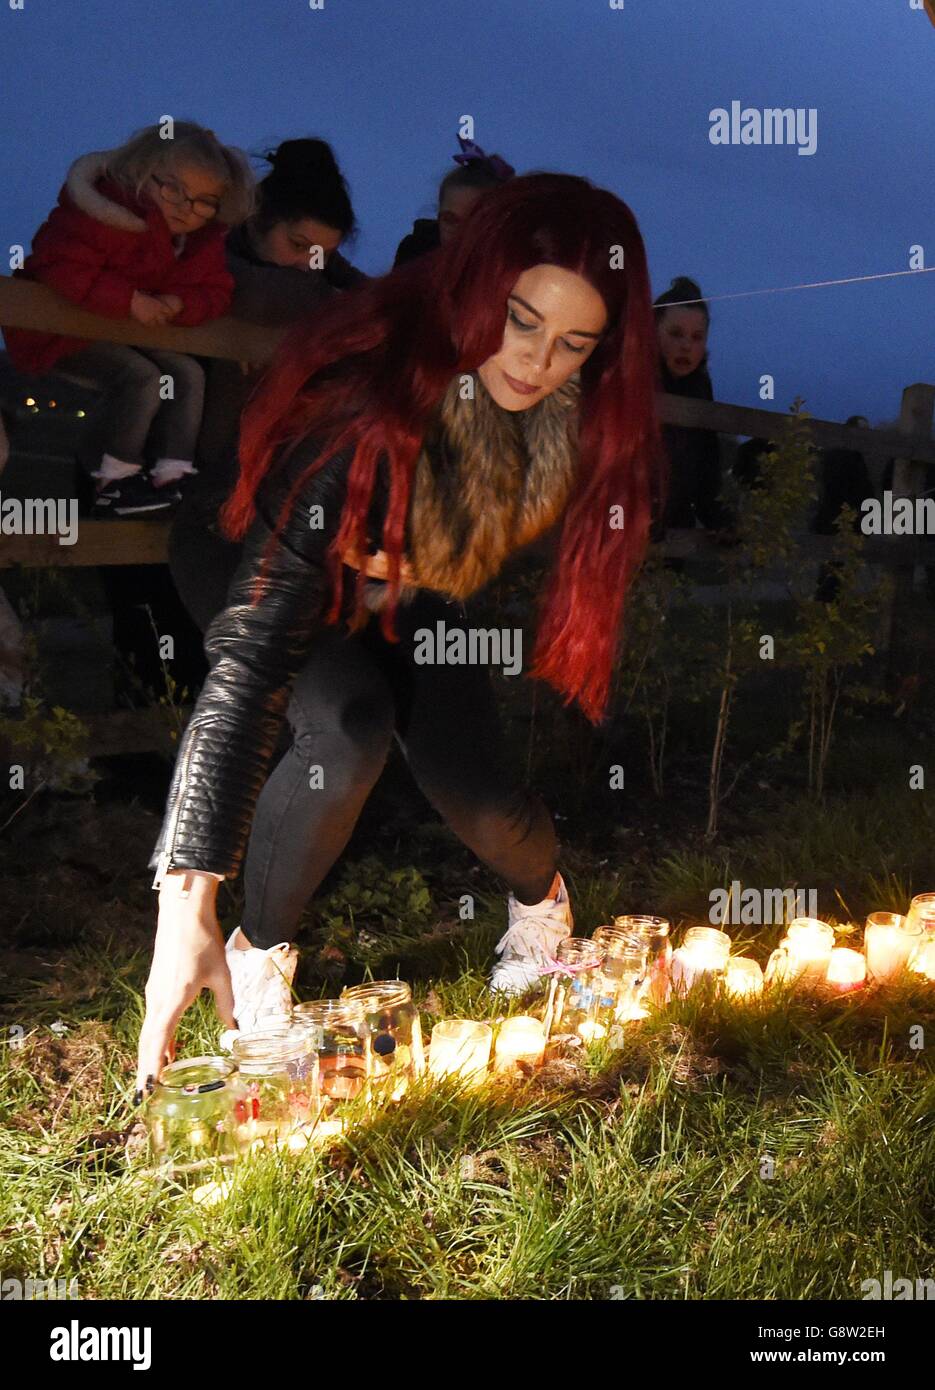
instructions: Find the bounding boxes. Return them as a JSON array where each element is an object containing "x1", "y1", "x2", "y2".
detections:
[{"x1": 453, "y1": 136, "x2": 515, "y2": 182}]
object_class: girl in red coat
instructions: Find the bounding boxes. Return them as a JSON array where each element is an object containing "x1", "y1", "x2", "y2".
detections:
[{"x1": 3, "y1": 122, "x2": 253, "y2": 515}]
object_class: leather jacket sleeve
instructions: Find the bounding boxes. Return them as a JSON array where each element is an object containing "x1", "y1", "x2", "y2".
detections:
[{"x1": 148, "y1": 436, "x2": 354, "y2": 881}]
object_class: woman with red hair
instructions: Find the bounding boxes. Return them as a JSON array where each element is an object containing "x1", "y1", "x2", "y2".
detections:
[{"x1": 136, "y1": 173, "x2": 660, "y2": 1095}]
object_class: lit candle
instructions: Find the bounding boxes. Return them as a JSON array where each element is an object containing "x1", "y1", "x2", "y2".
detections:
[
  {"x1": 577, "y1": 1019, "x2": 607, "y2": 1042},
  {"x1": 724, "y1": 956, "x2": 764, "y2": 999},
  {"x1": 428, "y1": 1021, "x2": 492, "y2": 1084},
  {"x1": 670, "y1": 927, "x2": 731, "y2": 995},
  {"x1": 774, "y1": 918, "x2": 836, "y2": 989},
  {"x1": 493, "y1": 1016, "x2": 545, "y2": 1072},
  {"x1": 864, "y1": 912, "x2": 920, "y2": 982},
  {"x1": 909, "y1": 939, "x2": 935, "y2": 981},
  {"x1": 825, "y1": 947, "x2": 866, "y2": 992}
]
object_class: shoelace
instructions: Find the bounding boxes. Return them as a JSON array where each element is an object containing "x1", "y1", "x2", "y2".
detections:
[{"x1": 495, "y1": 916, "x2": 565, "y2": 963}]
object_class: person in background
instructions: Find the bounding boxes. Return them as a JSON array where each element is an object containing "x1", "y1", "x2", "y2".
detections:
[
  {"x1": 393, "y1": 135, "x2": 515, "y2": 265},
  {"x1": 814, "y1": 415, "x2": 874, "y2": 534},
  {"x1": 170, "y1": 138, "x2": 367, "y2": 634},
  {"x1": 1, "y1": 122, "x2": 253, "y2": 517},
  {"x1": 653, "y1": 276, "x2": 732, "y2": 538},
  {"x1": 732, "y1": 435, "x2": 770, "y2": 490}
]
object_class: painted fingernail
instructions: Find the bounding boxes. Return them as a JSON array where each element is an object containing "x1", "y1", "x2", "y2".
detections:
[
  {"x1": 145, "y1": 1075, "x2": 155, "y2": 1094},
  {"x1": 132, "y1": 1089, "x2": 143, "y2": 1107}
]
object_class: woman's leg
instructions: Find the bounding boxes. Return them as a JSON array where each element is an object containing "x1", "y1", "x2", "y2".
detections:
[
  {"x1": 387, "y1": 594, "x2": 558, "y2": 905},
  {"x1": 240, "y1": 628, "x2": 397, "y2": 949}
]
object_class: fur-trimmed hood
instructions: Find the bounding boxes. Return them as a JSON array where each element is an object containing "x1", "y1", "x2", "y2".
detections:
[
  {"x1": 400, "y1": 370, "x2": 581, "y2": 600},
  {"x1": 64, "y1": 150, "x2": 149, "y2": 233}
]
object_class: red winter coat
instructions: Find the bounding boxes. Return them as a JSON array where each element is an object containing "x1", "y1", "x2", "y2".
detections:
[{"x1": 3, "y1": 151, "x2": 234, "y2": 374}]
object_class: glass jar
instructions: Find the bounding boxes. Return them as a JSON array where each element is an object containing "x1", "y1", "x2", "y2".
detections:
[
  {"x1": 670, "y1": 926, "x2": 731, "y2": 995},
  {"x1": 905, "y1": 894, "x2": 935, "y2": 941},
  {"x1": 592, "y1": 927, "x2": 650, "y2": 1024},
  {"x1": 144, "y1": 1056, "x2": 250, "y2": 1178},
  {"x1": 294, "y1": 999, "x2": 368, "y2": 1111},
  {"x1": 864, "y1": 911, "x2": 922, "y2": 982},
  {"x1": 232, "y1": 1027, "x2": 318, "y2": 1144},
  {"x1": 428, "y1": 1020, "x2": 493, "y2": 1084},
  {"x1": 340, "y1": 981, "x2": 425, "y2": 1100},
  {"x1": 542, "y1": 937, "x2": 604, "y2": 1042},
  {"x1": 613, "y1": 915, "x2": 672, "y2": 1005},
  {"x1": 768, "y1": 918, "x2": 835, "y2": 989}
]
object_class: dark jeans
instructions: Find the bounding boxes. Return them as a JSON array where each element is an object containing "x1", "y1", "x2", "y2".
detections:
[
  {"x1": 60, "y1": 342, "x2": 205, "y2": 466},
  {"x1": 169, "y1": 522, "x2": 557, "y2": 949}
]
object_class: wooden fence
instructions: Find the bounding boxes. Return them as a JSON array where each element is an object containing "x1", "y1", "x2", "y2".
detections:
[
  {"x1": 1, "y1": 273, "x2": 931, "y2": 753},
  {"x1": 2, "y1": 274, "x2": 934, "y2": 571}
]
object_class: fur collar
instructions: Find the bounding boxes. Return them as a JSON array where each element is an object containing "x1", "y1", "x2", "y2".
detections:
[
  {"x1": 65, "y1": 151, "x2": 148, "y2": 233},
  {"x1": 401, "y1": 370, "x2": 580, "y2": 600}
]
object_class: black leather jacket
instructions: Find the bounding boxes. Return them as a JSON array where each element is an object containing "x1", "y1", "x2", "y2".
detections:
[{"x1": 149, "y1": 434, "x2": 371, "y2": 882}]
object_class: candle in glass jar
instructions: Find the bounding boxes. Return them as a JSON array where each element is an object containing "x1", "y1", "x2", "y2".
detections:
[
  {"x1": 864, "y1": 912, "x2": 920, "y2": 982},
  {"x1": 909, "y1": 938, "x2": 935, "y2": 981},
  {"x1": 429, "y1": 1021, "x2": 492, "y2": 1083},
  {"x1": 826, "y1": 947, "x2": 866, "y2": 992},
  {"x1": 670, "y1": 927, "x2": 731, "y2": 995},
  {"x1": 577, "y1": 1019, "x2": 608, "y2": 1042},
  {"x1": 777, "y1": 918, "x2": 836, "y2": 988},
  {"x1": 493, "y1": 1016, "x2": 545, "y2": 1072},
  {"x1": 724, "y1": 956, "x2": 764, "y2": 999}
]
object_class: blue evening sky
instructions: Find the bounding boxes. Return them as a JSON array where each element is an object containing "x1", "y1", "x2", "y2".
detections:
[{"x1": 1, "y1": 0, "x2": 932, "y2": 425}]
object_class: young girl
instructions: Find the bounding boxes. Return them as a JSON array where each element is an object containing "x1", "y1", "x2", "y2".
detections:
[
  {"x1": 394, "y1": 135, "x2": 515, "y2": 265},
  {"x1": 3, "y1": 122, "x2": 253, "y2": 516},
  {"x1": 135, "y1": 172, "x2": 660, "y2": 1093}
]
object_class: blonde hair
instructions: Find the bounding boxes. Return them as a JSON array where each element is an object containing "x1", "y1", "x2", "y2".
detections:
[{"x1": 103, "y1": 121, "x2": 255, "y2": 225}]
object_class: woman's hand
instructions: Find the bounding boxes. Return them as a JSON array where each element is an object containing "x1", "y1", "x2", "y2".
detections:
[
  {"x1": 130, "y1": 290, "x2": 174, "y2": 326},
  {"x1": 135, "y1": 872, "x2": 236, "y2": 1099}
]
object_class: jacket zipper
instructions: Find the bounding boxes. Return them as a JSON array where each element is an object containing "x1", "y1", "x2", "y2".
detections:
[{"x1": 151, "y1": 727, "x2": 198, "y2": 890}]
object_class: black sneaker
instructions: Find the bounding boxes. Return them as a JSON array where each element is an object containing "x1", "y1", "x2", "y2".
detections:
[{"x1": 92, "y1": 473, "x2": 174, "y2": 517}]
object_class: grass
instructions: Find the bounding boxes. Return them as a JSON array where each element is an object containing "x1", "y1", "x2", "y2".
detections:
[{"x1": 2, "y1": 695, "x2": 935, "y2": 1300}]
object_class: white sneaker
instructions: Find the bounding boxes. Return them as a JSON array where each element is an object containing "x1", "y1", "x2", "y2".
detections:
[
  {"x1": 489, "y1": 874, "x2": 574, "y2": 996},
  {"x1": 218, "y1": 927, "x2": 298, "y2": 1051}
]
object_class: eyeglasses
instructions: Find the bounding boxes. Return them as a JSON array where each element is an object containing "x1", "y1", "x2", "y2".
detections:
[{"x1": 150, "y1": 174, "x2": 220, "y2": 220}]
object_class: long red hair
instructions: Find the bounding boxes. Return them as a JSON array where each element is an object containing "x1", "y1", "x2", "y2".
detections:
[{"x1": 221, "y1": 172, "x2": 660, "y2": 723}]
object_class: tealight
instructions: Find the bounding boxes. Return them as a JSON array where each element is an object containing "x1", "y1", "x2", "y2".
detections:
[
  {"x1": 493, "y1": 1016, "x2": 545, "y2": 1072},
  {"x1": 577, "y1": 1019, "x2": 608, "y2": 1042},
  {"x1": 771, "y1": 918, "x2": 836, "y2": 989},
  {"x1": 909, "y1": 939, "x2": 935, "y2": 981},
  {"x1": 670, "y1": 927, "x2": 731, "y2": 995},
  {"x1": 428, "y1": 1021, "x2": 492, "y2": 1084},
  {"x1": 724, "y1": 956, "x2": 764, "y2": 999},
  {"x1": 864, "y1": 912, "x2": 921, "y2": 983},
  {"x1": 825, "y1": 947, "x2": 866, "y2": 992}
]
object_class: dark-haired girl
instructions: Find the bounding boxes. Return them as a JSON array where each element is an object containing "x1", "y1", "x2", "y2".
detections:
[
  {"x1": 136, "y1": 173, "x2": 660, "y2": 1091},
  {"x1": 654, "y1": 276, "x2": 732, "y2": 535},
  {"x1": 171, "y1": 138, "x2": 367, "y2": 631}
]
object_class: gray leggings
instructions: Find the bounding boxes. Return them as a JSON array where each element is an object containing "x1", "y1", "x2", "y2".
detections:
[
  {"x1": 61, "y1": 341, "x2": 205, "y2": 466},
  {"x1": 168, "y1": 499, "x2": 558, "y2": 947}
]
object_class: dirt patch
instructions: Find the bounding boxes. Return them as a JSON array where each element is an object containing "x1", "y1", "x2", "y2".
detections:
[{"x1": 6, "y1": 1020, "x2": 130, "y2": 1132}]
